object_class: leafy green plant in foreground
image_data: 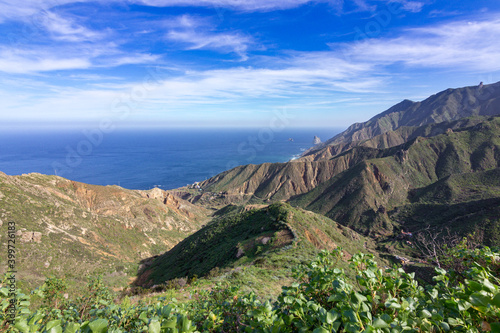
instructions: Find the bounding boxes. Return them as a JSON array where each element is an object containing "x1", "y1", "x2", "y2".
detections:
[{"x1": 2, "y1": 246, "x2": 500, "y2": 332}]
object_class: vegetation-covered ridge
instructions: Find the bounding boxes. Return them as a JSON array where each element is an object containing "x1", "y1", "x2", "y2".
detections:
[
  {"x1": 291, "y1": 116, "x2": 500, "y2": 237},
  {"x1": 134, "y1": 202, "x2": 375, "y2": 288},
  {"x1": 2, "y1": 244, "x2": 500, "y2": 332},
  {"x1": 299, "y1": 115, "x2": 496, "y2": 162}
]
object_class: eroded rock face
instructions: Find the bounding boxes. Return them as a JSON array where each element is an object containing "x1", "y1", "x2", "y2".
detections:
[
  {"x1": 18, "y1": 231, "x2": 42, "y2": 243},
  {"x1": 147, "y1": 188, "x2": 165, "y2": 200},
  {"x1": 260, "y1": 237, "x2": 271, "y2": 245}
]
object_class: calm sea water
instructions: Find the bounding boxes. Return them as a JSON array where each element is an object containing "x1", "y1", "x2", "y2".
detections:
[{"x1": 0, "y1": 128, "x2": 341, "y2": 190}]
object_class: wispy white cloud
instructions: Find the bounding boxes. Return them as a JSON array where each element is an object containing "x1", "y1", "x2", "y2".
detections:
[
  {"x1": 138, "y1": 0, "x2": 426, "y2": 12},
  {"x1": 168, "y1": 31, "x2": 251, "y2": 59},
  {"x1": 0, "y1": 49, "x2": 92, "y2": 73},
  {"x1": 0, "y1": 0, "x2": 83, "y2": 23},
  {"x1": 338, "y1": 18, "x2": 500, "y2": 71},
  {"x1": 165, "y1": 15, "x2": 253, "y2": 60},
  {"x1": 0, "y1": 2, "x2": 497, "y2": 127},
  {"x1": 0, "y1": 48, "x2": 384, "y2": 124},
  {"x1": 351, "y1": 0, "x2": 377, "y2": 12},
  {"x1": 42, "y1": 11, "x2": 104, "y2": 42},
  {"x1": 428, "y1": 9, "x2": 462, "y2": 18},
  {"x1": 98, "y1": 54, "x2": 161, "y2": 67},
  {"x1": 0, "y1": 44, "x2": 160, "y2": 74},
  {"x1": 138, "y1": 0, "x2": 328, "y2": 12},
  {"x1": 389, "y1": 0, "x2": 425, "y2": 13},
  {"x1": 0, "y1": 0, "x2": 420, "y2": 23}
]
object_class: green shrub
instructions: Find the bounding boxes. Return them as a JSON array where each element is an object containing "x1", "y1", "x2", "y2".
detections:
[{"x1": 2, "y1": 245, "x2": 500, "y2": 332}]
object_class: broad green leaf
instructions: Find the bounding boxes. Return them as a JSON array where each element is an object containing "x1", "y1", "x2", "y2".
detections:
[
  {"x1": 181, "y1": 316, "x2": 193, "y2": 332},
  {"x1": 0, "y1": 287, "x2": 9, "y2": 297},
  {"x1": 372, "y1": 318, "x2": 390, "y2": 328},
  {"x1": 483, "y1": 279, "x2": 497, "y2": 293},
  {"x1": 46, "y1": 320, "x2": 62, "y2": 330},
  {"x1": 328, "y1": 294, "x2": 343, "y2": 302},
  {"x1": 89, "y1": 318, "x2": 108, "y2": 333},
  {"x1": 28, "y1": 313, "x2": 44, "y2": 326},
  {"x1": 326, "y1": 310, "x2": 338, "y2": 324},
  {"x1": 435, "y1": 268, "x2": 446, "y2": 275},
  {"x1": 139, "y1": 311, "x2": 149, "y2": 324},
  {"x1": 65, "y1": 322, "x2": 81, "y2": 333},
  {"x1": 312, "y1": 327, "x2": 328, "y2": 333},
  {"x1": 401, "y1": 299, "x2": 409, "y2": 310},
  {"x1": 14, "y1": 320, "x2": 29, "y2": 333},
  {"x1": 447, "y1": 317, "x2": 462, "y2": 326},
  {"x1": 440, "y1": 322, "x2": 450, "y2": 331},
  {"x1": 163, "y1": 319, "x2": 177, "y2": 329},
  {"x1": 385, "y1": 299, "x2": 401, "y2": 309},
  {"x1": 457, "y1": 300, "x2": 471, "y2": 311},
  {"x1": 420, "y1": 310, "x2": 432, "y2": 319},
  {"x1": 469, "y1": 293, "x2": 490, "y2": 307},
  {"x1": 161, "y1": 305, "x2": 172, "y2": 317},
  {"x1": 149, "y1": 321, "x2": 160, "y2": 333},
  {"x1": 343, "y1": 309, "x2": 358, "y2": 323},
  {"x1": 431, "y1": 313, "x2": 444, "y2": 321},
  {"x1": 468, "y1": 281, "x2": 483, "y2": 291},
  {"x1": 48, "y1": 325, "x2": 62, "y2": 333},
  {"x1": 352, "y1": 292, "x2": 367, "y2": 304}
]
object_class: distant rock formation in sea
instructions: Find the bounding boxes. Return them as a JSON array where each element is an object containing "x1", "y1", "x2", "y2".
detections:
[{"x1": 313, "y1": 136, "x2": 321, "y2": 145}]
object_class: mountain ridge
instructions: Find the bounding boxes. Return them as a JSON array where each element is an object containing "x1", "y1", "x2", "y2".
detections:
[
  {"x1": 173, "y1": 82, "x2": 500, "y2": 241},
  {"x1": 303, "y1": 81, "x2": 500, "y2": 159}
]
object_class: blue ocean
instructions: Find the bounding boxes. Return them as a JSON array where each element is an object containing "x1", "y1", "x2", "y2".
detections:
[{"x1": 0, "y1": 128, "x2": 341, "y2": 190}]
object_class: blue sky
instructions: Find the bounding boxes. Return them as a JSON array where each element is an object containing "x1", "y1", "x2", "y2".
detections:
[{"x1": 1, "y1": 0, "x2": 500, "y2": 129}]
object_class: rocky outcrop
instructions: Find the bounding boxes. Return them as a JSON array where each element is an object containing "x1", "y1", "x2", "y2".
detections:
[
  {"x1": 313, "y1": 136, "x2": 321, "y2": 145},
  {"x1": 17, "y1": 230, "x2": 42, "y2": 243}
]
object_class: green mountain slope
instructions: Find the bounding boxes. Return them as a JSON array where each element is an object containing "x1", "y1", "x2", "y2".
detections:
[
  {"x1": 300, "y1": 116, "x2": 493, "y2": 162},
  {"x1": 0, "y1": 173, "x2": 209, "y2": 290},
  {"x1": 390, "y1": 168, "x2": 500, "y2": 247},
  {"x1": 291, "y1": 117, "x2": 500, "y2": 238},
  {"x1": 135, "y1": 203, "x2": 375, "y2": 288}
]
